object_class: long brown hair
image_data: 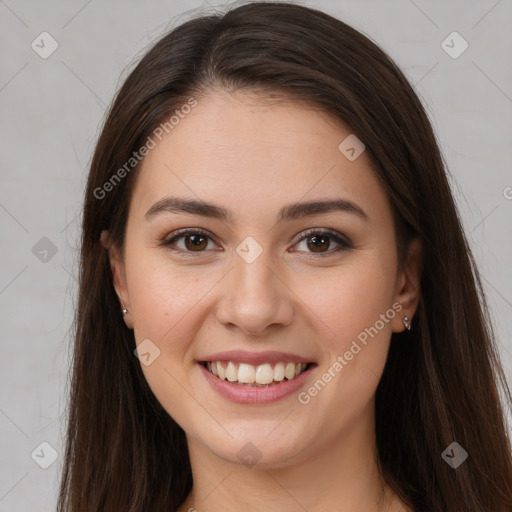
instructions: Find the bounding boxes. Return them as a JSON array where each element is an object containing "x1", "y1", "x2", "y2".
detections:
[{"x1": 57, "y1": 2, "x2": 512, "y2": 511}]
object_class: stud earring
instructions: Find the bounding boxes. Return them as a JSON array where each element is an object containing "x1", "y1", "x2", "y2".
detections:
[
  {"x1": 120, "y1": 306, "x2": 134, "y2": 329},
  {"x1": 403, "y1": 316, "x2": 412, "y2": 331},
  {"x1": 113, "y1": 285, "x2": 134, "y2": 329}
]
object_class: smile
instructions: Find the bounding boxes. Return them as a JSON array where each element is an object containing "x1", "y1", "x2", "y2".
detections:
[
  {"x1": 203, "y1": 360, "x2": 311, "y2": 387},
  {"x1": 199, "y1": 359, "x2": 317, "y2": 404}
]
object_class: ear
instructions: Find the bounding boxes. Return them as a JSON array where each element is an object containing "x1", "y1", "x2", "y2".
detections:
[
  {"x1": 391, "y1": 237, "x2": 423, "y2": 333},
  {"x1": 100, "y1": 230, "x2": 134, "y2": 329}
]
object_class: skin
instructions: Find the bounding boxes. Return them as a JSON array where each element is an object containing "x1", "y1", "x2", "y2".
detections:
[{"x1": 103, "y1": 89, "x2": 422, "y2": 512}]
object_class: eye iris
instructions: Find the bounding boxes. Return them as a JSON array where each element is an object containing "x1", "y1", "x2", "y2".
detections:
[
  {"x1": 307, "y1": 234, "x2": 330, "y2": 252},
  {"x1": 185, "y1": 234, "x2": 208, "y2": 251}
]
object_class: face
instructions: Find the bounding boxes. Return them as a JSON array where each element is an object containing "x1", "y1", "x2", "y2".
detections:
[{"x1": 107, "y1": 90, "x2": 421, "y2": 468}]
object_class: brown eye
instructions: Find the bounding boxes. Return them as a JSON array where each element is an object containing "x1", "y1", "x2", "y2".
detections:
[
  {"x1": 162, "y1": 228, "x2": 216, "y2": 255},
  {"x1": 183, "y1": 233, "x2": 208, "y2": 251},
  {"x1": 293, "y1": 229, "x2": 353, "y2": 258},
  {"x1": 306, "y1": 234, "x2": 331, "y2": 253}
]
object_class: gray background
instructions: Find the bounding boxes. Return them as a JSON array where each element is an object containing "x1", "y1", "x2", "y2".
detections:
[{"x1": 0, "y1": 0, "x2": 511, "y2": 510}]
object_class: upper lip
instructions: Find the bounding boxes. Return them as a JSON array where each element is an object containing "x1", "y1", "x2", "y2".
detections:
[{"x1": 198, "y1": 350, "x2": 315, "y2": 366}]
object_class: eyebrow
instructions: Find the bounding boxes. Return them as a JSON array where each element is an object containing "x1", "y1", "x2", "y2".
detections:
[{"x1": 145, "y1": 196, "x2": 369, "y2": 223}]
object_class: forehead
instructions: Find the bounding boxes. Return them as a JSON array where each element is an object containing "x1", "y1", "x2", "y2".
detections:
[{"x1": 129, "y1": 90, "x2": 391, "y2": 226}]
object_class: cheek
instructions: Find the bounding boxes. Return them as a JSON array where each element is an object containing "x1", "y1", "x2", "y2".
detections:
[
  {"x1": 304, "y1": 259, "x2": 397, "y2": 411},
  {"x1": 299, "y1": 267, "x2": 396, "y2": 425},
  {"x1": 305, "y1": 258, "x2": 395, "y2": 341},
  {"x1": 126, "y1": 249, "x2": 215, "y2": 341},
  {"x1": 124, "y1": 252, "x2": 212, "y2": 426}
]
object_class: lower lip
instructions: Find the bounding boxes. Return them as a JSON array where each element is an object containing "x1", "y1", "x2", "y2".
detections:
[{"x1": 198, "y1": 362, "x2": 316, "y2": 404}]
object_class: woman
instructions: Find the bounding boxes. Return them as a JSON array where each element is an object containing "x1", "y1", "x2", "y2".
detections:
[{"x1": 57, "y1": 2, "x2": 512, "y2": 511}]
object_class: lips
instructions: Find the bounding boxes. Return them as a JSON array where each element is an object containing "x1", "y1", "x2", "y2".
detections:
[
  {"x1": 198, "y1": 360, "x2": 317, "y2": 403},
  {"x1": 196, "y1": 350, "x2": 317, "y2": 403}
]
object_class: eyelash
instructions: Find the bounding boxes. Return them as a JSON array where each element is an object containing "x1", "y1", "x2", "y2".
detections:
[{"x1": 160, "y1": 227, "x2": 354, "y2": 258}]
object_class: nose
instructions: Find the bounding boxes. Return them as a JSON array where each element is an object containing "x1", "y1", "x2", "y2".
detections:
[{"x1": 215, "y1": 254, "x2": 294, "y2": 337}]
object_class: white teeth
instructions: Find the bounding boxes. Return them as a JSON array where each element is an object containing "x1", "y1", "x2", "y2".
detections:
[
  {"x1": 226, "y1": 361, "x2": 238, "y2": 382},
  {"x1": 217, "y1": 362, "x2": 226, "y2": 380},
  {"x1": 285, "y1": 362, "x2": 296, "y2": 380},
  {"x1": 238, "y1": 363, "x2": 256, "y2": 383},
  {"x1": 274, "y1": 362, "x2": 285, "y2": 381},
  {"x1": 255, "y1": 363, "x2": 274, "y2": 384},
  {"x1": 206, "y1": 361, "x2": 309, "y2": 385}
]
